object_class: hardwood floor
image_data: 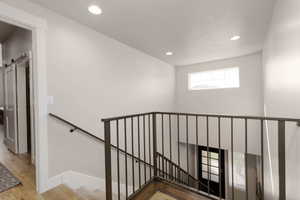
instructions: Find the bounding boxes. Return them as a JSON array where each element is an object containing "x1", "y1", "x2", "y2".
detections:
[
  {"x1": 131, "y1": 180, "x2": 211, "y2": 200},
  {"x1": 0, "y1": 126, "x2": 42, "y2": 200},
  {"x1": 42, "y1": 185, "x2": 85, "y2": 200},
  {"x1": 0, "y1": 126, "x2": 90, "y2": 200},
  {"x1": 0, "y1": 126, "x2": 213, "y2": 200},
  {"x1": 149, "y1": 192, "x2": 177, "y2": 200}
]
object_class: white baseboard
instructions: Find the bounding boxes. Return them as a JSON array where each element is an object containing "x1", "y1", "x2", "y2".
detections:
[
  {"x1": 47, "y1": 170, "x2": 132, "y2": 195},
  {"x1": 47, "y1": 173, "x2": 64, "y2": 191}
]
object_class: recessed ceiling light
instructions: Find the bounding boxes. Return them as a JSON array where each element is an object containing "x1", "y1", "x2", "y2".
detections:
[
  {"x1": 166, "y1": 52, "x2": 173, "y2": 56},
  {"x1": 230, "y1": 35, "x2": 241, "y2": 41},
  {"x1": 88, "y1": 5, "x2": 102, "y2": 15}
]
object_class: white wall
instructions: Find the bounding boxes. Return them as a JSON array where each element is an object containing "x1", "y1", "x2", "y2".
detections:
[
  {"x1": 0, "y1": 0, "x2": 175, "y2": 184},
  {"x1": 175, "y1": 53, "x2": 264, "y2": 155},
  {"x1": 175, "y1": 54, "x2": 264, "y2": 199},
  {"x1": 176, "y1": 52, "x2": 263, "y2": 115},
  {"x1": 263, "y1": 0, "x2": 300, "y2": 199},
  {"x1": 2, "y1": 28, "x2": 32, "y2": 63}
]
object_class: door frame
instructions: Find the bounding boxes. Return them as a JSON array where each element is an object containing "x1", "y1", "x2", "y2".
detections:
[
  {"x1": 198, "y1": 145, "x2": 226, "y2": 198},
  {"x1": 0, "y1": 2, "x2": 48, "y2": 193}
]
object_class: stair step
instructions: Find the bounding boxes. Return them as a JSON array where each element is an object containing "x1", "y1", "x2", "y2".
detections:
[
  {"x1": 76, "y1": 187, "x2": 125, "y2": 200},
  {"x1": 150, "y1": 192, "x2": 177, "y2": 200},
  {"x1": 42, "y1": 185, "x2": 85, "y2": 200},
  {"x1": 76, "y1": 187, "x2": 106, "y2": 200}
]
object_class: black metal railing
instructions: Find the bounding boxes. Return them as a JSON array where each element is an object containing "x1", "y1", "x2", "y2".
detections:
[
  {"x1": 49, "y1": 113, "x2": 153, "y2": 170},
  {"x1": 103, "y1": 113, "x2": 155, "y2": 200},
  {"x1": 102, "y1": 112, "x2": 300, "y2": 200},
  {"x1": 156, "y1": 152, "x2": 216, "y2": 195},
  {"x1": 49, "y1": 112, "x2": 156, "y2": 200}
]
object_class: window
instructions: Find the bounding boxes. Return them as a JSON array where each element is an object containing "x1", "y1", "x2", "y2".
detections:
[
  {"x1": 201, "y1": 151, "x2": 220, "y2": 182},
  {"x1": 198, "y1": 146, "x2": 225, "y2": 198},
  {"x1": 188, "y1": 67, "x2": 240, "y2": 90}
]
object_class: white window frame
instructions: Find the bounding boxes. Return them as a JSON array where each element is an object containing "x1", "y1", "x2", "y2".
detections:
[{"x1": 188, "y1": 67, "x2": 240, "y2": 91}]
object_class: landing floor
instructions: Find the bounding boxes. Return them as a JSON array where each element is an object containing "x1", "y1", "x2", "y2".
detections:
[
  {"x1": 132, "y1": 179, "x2": 211, "y2": 200},
  {"x1": 0, "y1": 125, "x2": 41, "y2": 200}
]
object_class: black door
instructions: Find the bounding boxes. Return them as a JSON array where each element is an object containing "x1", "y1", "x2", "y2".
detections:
[{"x1": 198, "y1": 146, "x2": 225, "y2": 198}]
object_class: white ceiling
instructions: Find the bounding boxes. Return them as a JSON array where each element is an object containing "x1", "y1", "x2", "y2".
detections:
[
  {"x1": 28, "y1": 0, "x2": 275, "y2": 66},
  {"x1": 0, "y1": 21, "x2": 18, "y2": 43}
]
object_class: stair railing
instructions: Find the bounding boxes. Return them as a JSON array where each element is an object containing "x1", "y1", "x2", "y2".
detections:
[
  {"x1": 103, "y1": 112, "x2": 300, "y2": 200},
  {"x1": 156, "y1": 152, "x2": 216, "y2": 194}
]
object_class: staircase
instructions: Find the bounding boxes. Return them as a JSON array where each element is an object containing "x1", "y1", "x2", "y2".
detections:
[
  {"x1": 156, "y1": 152, "x2": 215, "y2": 195},
  {"x1": 49, "y1": 112, "x2": 300, "y2": 200},
  {"x1": 43, "y1": 183, "x2": 209, "y2": 200},
  {"x1": 102, "y1": 112, "x2": 300, "y2": 200}
]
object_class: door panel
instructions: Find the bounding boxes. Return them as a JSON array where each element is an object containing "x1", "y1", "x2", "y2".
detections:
[
  {"x1": 16, "y1": 62, "x2": 29, "y2": 154},
  {"x1": 3, "y1": 65, "x2": 18, "y2": 153}
]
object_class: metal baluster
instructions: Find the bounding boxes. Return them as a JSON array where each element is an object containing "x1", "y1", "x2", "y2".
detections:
[
  {"x1": 162, "y1": 114, "x2": 165, "y2": 178},
  {"x1": 278, "y1": 120, "x2": 286, "y2": 200},
  {"x1": 148, "y1": 115, "x2": 152, "y2": 178},
  {"x1": 131, "y1": 117, "x2": 135, "y2": 192},
  {"x1": 124, "y1": 119, "x2": 128, "y2": 199},
  {"x1": 177, "y1": 114, "x2": 181, "y2": 182},
  {"x1": 138, "y1": 116, "x2": 141, "y2": 188},
  {"x1": 158, "y1": 154, "x2": 161, "y2": 176},
  {"x1": 116, "y1": 120, "x2": 120, "y2": 200},
  {"x1": 143, "y1": 115, "x2": 146, "y2": 183},
  {"x1": 169, "y1": 114, "x2": 172, "y2": 180},
  {"x1": 196, "y1": 116, "x2": 199, "y2": 188},
  {"x1": 196, "y1": 116, "x2": 199, "y2": 149},
  {"x1": 218, "y1": 117, "x2": 222, "y2": 200},
  {"x1": 231, "y1": 118, "x2": 234, "y2": 200},
  {"x1": 104, "y1": 121, "x2": 112, "y2": 200},
  {"x1": 174, "y1": 165, "x2": 177, "y2": 181},
  {"x1": 167, "y1": 157, "x2": 169, "y2": 179},
  {"x1": 261, "y1": 120, "x2": 264, "y2": 200},
  {"x1": 178, "y1": 167, "x2": 181, "y2": 184},
  {"x1": 186, "y1": 115, "x2": 189, "y2": 185},
  {"x1": 153, "y1": 113, "x2": 157, "y2": 177},
  {"x1": 206, "y1": 116, "x2": 210, "y2": 196},
  {"x1": 245, "y1": 119, "x2": 248, "y2": 200}
]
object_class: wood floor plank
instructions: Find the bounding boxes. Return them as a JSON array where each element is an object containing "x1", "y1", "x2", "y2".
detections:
[
  {"x1": 0, "y1": 127, "x2": 213, "y2": 200},
  {"x1": 42, "y1": 185, "x2": 84, "y2": 200},
  {"x1": 0, "y1": 128, "x2": 82, "y2": 200},
  {"x1": 0, "y1": 128, "x2": 42, "y2": 200},
  {"x1": 131, "y1": 180, "x2": 211, "y2": 200}
]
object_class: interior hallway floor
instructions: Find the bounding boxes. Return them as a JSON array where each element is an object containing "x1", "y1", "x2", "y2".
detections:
[
  {"x1": 0, "y1": 123, "x2": 217, "y2": 200},
  {"x1": 0, "y1": 126, "x2": 87, "y2": 200},
  {"x1": 0, "y1": 125, "x2": 42, "y2": 199}
]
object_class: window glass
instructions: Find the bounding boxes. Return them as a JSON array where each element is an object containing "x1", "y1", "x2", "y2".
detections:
[
  {"x1": 188, "y1": 67, "x2": 240, "y2": 90},
  {"x1": 201, "y1": 150, "x2": 220, "y2": 183}
]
